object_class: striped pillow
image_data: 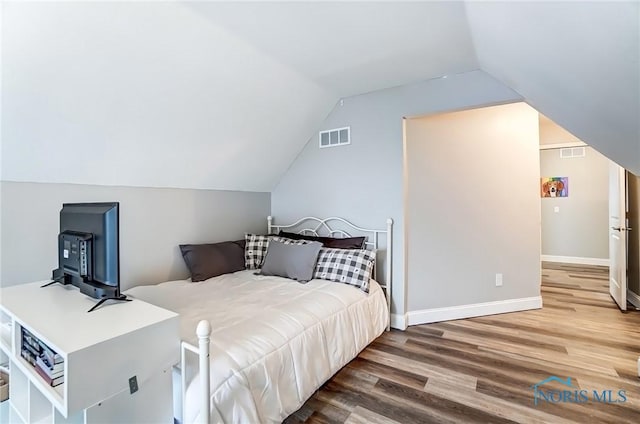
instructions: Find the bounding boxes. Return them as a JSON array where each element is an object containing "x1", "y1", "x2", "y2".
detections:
[{"x1": 313, "y1": 248, "x2": 375, "y2": 293}]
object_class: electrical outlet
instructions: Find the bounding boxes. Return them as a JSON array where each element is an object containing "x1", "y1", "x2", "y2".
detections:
[
  {"x1": 495, "y1": 273, "x2": 503, "y2": 287},
  {"x1": 129, "y1": 376, "x2": 138, "y2": 394}
]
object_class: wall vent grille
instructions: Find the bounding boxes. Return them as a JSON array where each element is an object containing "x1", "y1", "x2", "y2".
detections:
[
  {"x1": 560, "y1": 147, "x2": 586, "y2": 158},
  {"x1": 319, "y1": 127, "x2": 350, "y2": 148}
]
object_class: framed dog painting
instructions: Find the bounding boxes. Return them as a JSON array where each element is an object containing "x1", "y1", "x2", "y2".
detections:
[{"x1": 541, "y1": 177, "x2": 568, "y2": 198}]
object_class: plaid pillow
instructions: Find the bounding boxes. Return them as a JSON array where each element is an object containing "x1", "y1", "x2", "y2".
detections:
[
  {"x1": 313, "y1": 248, "x2": 375, "y2": 293},
  {"x1": 244, "y1": 234, "x2": 307, "y2": 270}
]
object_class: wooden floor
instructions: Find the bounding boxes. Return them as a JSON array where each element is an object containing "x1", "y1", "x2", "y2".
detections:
[{"x1": 286, "y1": 263, "x2": 640, "y2": 423}]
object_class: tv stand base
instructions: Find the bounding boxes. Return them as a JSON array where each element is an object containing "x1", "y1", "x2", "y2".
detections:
[
  {"x1": 40, "y1": 279, "x2": 65, "y2": 288},
  {"x1": 88, "y1": 294, "x2": 131, "y2": 312}
]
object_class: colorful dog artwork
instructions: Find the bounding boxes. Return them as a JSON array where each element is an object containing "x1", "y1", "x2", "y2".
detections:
[{"x1": 541, "y1": 177, "x2": 568, "y2": 198}]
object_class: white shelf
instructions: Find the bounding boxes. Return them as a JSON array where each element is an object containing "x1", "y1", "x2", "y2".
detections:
[
  {"x1": 0, "y1": 282, "x2": 180, "y2": 423},
  {"x1": 13, "y1": 355, "x2": 65, "y2": 410},
  {"x1": 0, "y1": 400, "x2": 10, "y2": 423},
  {"x1": 0, "y1": 346, "x2": 8, "y2": 368},
  {"x1": 3, "y1": 282, "x2": 176, "y2": 354},
  {"x1": 10, "y1": 401, "x2": 27, "y2": 424},
  {"x1": 34, "y1": 415, "x2": 53, "y2": 424},
  {"x1": 30, "y1": 387, "x2": 52, "y2": 423},
  {"x1": 0, "y1": 311, "x2": 12, "y2": 356},
  {"x1": 0, "y1": 340, "x2": 10, "y2": 358},
  {"x1": 10, "y1": 364, "x2": 28, "y2": 421}
]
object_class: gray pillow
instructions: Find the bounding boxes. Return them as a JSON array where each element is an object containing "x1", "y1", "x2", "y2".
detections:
[
  {"x1": 259, "y1": 240, "x2": 323, "y2": 282},
  {"x1": 179, "y1": 240, "x2": 246, "y2": 282}
]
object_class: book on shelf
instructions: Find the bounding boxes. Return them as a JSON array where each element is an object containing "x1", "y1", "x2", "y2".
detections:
[
  {"x1": 20, "y1": 325, "x2": 65, "y2": 387},
  {"x1": 21, "y1": 347, "x2": 37, "y2": 367},
  {"x1": 20, "y1": 327, "x2": 42, "y2": 367},
  {"x1": 22, "y1": 340, "x2": 40, "y2": 357},
  {"x1": 21, "y1": 328, "x2": 42, "y2": 354},
  {"x1": 43, "y1": 352, "x2": 64, "y2": 365},
  {"x1": 36, "y1": 355, "x2": 64, "y2": 379},
  {"x1": 40, "y1": 341, "x2": 63, "y2": 365},
  {"x1": 34, "y1": 363, "x2": 64, "y2": 387}
]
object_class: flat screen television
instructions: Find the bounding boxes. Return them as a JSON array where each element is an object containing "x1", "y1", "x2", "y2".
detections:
[{"x1": 47, "y1": 202, "x2": 129, "y2": 311}]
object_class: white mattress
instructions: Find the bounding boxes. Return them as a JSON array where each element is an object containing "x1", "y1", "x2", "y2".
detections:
[{"x1": 125, "y1": 270, "x2": 388, "y2": 423}]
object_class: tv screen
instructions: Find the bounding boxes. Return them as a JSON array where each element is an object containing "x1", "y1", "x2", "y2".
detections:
[{"x1": 50, "y1": 202, "x2": 127, "y2": 311}]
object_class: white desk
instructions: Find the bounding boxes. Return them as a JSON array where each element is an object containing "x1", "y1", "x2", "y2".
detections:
[{"x1": 0, "y1": 282, "x2": 180, "y2": 423}]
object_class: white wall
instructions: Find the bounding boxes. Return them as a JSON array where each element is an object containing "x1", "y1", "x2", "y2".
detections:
[
  {"x1": 272, "y1": 70, "x2": 523, "y2": 320},
  {"x1": 0, "y1": 182, "x2": 270, "y2": 290},
  {"x1": 540, "y1": 147, "x2": 609, "y2": 262},
  {"x1": 405, "y1": 103, "x2": 541, "y2": 314},
  {"x1": 539, "y1": 115, "x2": 581, "y2": 145}
]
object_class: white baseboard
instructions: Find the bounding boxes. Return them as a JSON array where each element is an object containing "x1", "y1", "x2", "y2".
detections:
[
  {"x1": 406, "y1": 296, "x2": 543, "y2": 326},
  {"x1": 627, "y1": 289, "x2": 640, "y2": 309},
  {"x1": 541, "y1": 255, "x2": 609, "y2": 267},
  {"x1": 390, "y1": 313, "x2": 408, "y2": 330}
]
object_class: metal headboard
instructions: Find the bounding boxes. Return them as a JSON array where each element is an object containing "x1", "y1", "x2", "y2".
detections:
[{"x1": 268, "y1": 216, "x2": 393, "y2": 331}]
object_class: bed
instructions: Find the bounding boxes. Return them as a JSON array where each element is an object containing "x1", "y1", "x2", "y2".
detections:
[{"x1": 125, "y1": 216, "x2": 393, "y2": 424}]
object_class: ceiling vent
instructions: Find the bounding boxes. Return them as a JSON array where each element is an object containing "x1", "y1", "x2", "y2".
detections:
[
  {"x1": 319, "y1": 127, "x2": 350, "y2": 148},
  {"x1": 560, "y1": 147, "x2": 586, "y2": 159}
]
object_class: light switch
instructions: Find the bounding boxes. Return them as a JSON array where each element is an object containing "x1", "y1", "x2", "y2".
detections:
[{"x1": 554, "y1": 206, "x2": 560, "y2": 213}]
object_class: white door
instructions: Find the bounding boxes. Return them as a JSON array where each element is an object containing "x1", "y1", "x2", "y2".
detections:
[{"x1": 609, "y1": 162, "x2": 628, "y2": 310}]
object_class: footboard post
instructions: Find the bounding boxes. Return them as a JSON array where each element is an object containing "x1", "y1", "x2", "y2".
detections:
[{"x1": 197, "y1": 320, "x2": 212, "y2": 424}]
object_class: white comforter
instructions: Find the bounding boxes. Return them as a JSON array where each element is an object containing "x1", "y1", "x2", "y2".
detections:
[{"x1": 125, "y1": 270, "x2": 388, "y2": 424}]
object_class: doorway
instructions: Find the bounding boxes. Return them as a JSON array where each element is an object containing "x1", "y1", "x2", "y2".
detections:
[
  {"x1": 539, "y1": 144, "x2": 610, "y2": 266},
  {"x1": 538, "y1": 114, "x2": 640, "y2": 311},
  {"x1": 627, "y1": 174, "x2": 640, "y2": 308}
]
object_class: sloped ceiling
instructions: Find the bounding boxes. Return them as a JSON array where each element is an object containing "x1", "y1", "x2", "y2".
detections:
[
  {"x1": 184, "y1": 1, "x2": 478, "y2": 97},
  {"x1": 465, "y1": 1, "x2": 640, "y2": 174},
  {"x1": 0, "y1": 1, "x2": 477, "y2": 191},
  {"x1": 1, "y1": 2, "x2": 336, "y2": 191},
  {"x1": 1, "y1": 1, "x2": 638, "y2": 190}
]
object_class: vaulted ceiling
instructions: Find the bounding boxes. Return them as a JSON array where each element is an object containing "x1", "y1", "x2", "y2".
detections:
[
  {"x1": 466, "y1": 1, "x2": 639, "y2": 175},
  {"x1": 184, "y1": 1, "x2": 479, "y2": 97},
  {"x1": 1, "y1": 1, "x2": 638, "y2": 190}
]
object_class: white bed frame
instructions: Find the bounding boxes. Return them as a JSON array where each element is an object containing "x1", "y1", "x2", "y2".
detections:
[{"x1": 179, "y1": 216, "x2": 393, "y2": 424}]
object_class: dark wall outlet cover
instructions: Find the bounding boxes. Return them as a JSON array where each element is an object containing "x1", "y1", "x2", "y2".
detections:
[{"x1": 129, "y1": 376, "x2": 138, "y2": 394}]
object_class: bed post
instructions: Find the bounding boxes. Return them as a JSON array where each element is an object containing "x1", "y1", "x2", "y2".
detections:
[
  {"x1": 197, "y1": 320, "x2": 212, "y2": 424},
  {"x1": 267, "y1": 215, "x2": 273, "y2": 235},
  {"x1": 386, "y1": 218, "x2": 393, "y2": 331}
]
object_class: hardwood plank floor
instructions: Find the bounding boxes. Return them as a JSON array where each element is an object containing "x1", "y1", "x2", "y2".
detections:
[{"x1": 285, "y1": 263, "x2": 640, "y2": 423}]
